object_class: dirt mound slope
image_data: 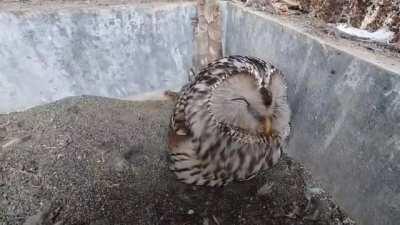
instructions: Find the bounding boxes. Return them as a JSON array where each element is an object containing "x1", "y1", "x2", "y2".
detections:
[{"x1": 0, "y1": 96, "x2": 355, "y2": 225}]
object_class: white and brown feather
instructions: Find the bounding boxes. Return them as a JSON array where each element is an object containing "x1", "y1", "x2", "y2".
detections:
[{"x1": 168, "y1": 55, "x2": 290, "y2": 187}]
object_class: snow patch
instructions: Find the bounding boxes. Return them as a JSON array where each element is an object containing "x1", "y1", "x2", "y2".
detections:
[
  {"x1": 123, "y1": 90, "x2": 171, "y2": 101},
  {"x1": 336, "y1": 23, "x2": 394, "y2": 43}
]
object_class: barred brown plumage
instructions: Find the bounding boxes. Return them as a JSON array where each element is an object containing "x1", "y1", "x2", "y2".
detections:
[{"x1": 167, "y1": 55, "x2": 291, "y2": 187}]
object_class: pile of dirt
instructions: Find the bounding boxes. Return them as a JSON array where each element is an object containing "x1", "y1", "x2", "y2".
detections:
[{"x1": 0, "y1": 96, "x2": 356, "y2": 225}]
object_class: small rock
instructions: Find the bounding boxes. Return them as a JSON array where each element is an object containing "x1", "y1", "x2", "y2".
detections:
[
  {"x1": 1, "y1": 134, "x2": 31, "y2": 149},
  {"x1": 0, "y1": 126, "x2": 6, "y2": 140},
  {"x1": 2, "y1": 137, "x2": 22, "y2": 149},
  {"x1": 257, "y1": 182, "x2": 274, "y2": 195},
  {"x1": 188, "y1": 209, "x2": 194, "y2": 215},
  {"x1": 111, "y1": 155, "x2": 131, "y2": 172},
  {"x1": 306, "y1": 187, "x2": 325, "y2": 196}
]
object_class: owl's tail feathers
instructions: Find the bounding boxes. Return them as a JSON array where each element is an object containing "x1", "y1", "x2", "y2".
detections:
[
  {"x1": 164, "y1": 67, "x2": 196, "y2": 101},
  {"x1": 164, "y1": 90, "x2": 179, "y2": 102}
]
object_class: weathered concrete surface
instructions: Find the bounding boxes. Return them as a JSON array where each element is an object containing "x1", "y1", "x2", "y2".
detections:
[
  {"x1": 221, "y1": 2, "x2": 400, "y2": 225},
  {"x1": 0, "y1": 2, "x2": 195, "y2": 113},
  {"x1": 0, "y1": 0, "x2": 195, "y2": 5},
  {"x1": 0, "y1": 96, "x2": 355, "y2": 225}
]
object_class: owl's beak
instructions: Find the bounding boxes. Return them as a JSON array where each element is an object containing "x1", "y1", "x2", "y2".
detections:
[
  {"x1": 231, "y1": 97, "x2": 275, "y2": 137},
  {"x1": 263, "y1": 116, "x2": 273, "y2": 137}
]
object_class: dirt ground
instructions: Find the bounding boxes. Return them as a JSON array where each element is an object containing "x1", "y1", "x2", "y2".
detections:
[{"x1": 0, "y1": 96, "x2": 356, "y2": 225}]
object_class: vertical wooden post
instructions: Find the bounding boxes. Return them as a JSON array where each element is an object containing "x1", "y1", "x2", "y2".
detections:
[{"x1": 193, "y1": 0, "x2": 222, "y2": 72}]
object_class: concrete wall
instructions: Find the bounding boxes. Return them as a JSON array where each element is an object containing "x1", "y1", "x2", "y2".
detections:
[
  {"x1": 0, "y1": 2, "x2": 196, "y2": 113},
  {"x1": 221, "y1": 2, "x2": 400, "y2": 225},
  {"x1": 1, "y1": 1, "x2": 400, "y2": 224}
]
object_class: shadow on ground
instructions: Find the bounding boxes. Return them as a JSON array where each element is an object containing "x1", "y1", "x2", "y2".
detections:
[{"x1": 0, "y1": 96, "x2": 355, "y2": 225}]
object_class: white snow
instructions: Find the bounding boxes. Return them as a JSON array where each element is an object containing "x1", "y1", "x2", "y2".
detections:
[
  {"x1": 123, "y1": 90, "x2": 171, "y2": 101},
  {"x1": 336, "y1": 23, "x2": 394, "y2": 43}
]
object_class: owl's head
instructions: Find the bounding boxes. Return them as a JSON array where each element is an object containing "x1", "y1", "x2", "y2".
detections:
[{"x1": 209, "y1": 70, "x2": 279, "y2": 136}]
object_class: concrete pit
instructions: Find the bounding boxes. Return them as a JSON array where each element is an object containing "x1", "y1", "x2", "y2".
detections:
[{"x1": 0, "y1": 1, "x2": 399, "y2": 225}]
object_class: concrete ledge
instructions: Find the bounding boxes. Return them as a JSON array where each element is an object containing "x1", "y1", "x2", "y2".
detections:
[{"x1": 221, "y1": 2, "x2": 400, "y2": 225}]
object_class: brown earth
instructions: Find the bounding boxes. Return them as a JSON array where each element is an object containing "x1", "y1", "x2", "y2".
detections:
[
  {"x1": 0, "y1": 96, "x2": 356, "y2": 225},
  {"x1": 298, "y1": 0, "x2": 400, "y2": 45},
  {"x1": 240, "y1": 0, "x2": 400, "y2": 57}
]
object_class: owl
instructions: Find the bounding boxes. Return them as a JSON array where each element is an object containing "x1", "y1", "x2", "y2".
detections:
[{"x1": 167, "y1": 55, "x2": 291, "y2": 187}]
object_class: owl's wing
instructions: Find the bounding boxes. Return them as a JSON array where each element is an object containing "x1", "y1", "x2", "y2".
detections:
[
  {"x1": 169, "y1": 67, "x2": 199, "y2": 136},
  {"x1": 269, "y1": 70, "x2": 291, "y2": 142}
]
